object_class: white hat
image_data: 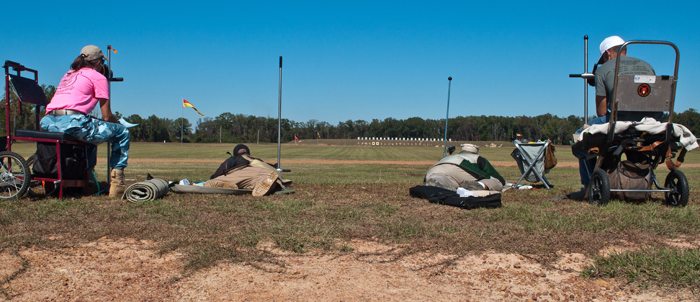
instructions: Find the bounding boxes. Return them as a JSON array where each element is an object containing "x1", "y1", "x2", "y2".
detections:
[
  {"x1": 460, "y1": 143, "x2": 479, "y2": 154},
  {"x1": 597, "y1": 36, "x2": 625, "y2": 64}
]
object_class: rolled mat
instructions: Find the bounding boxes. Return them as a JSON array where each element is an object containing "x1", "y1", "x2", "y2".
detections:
[
  {"x1": 122, "y1": 178, "x2": 170, "y2": 202},
  {"x1": 169, "y1": 184, "x2": 252, "y2": 195}
]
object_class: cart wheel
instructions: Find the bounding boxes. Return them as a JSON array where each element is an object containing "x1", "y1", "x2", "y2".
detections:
[
  {"x1": 0, "y1": 151, "x2": 31, "y2": 200},
  {"x1": 664, "y1": 170, "x2": 689, "y2": 207},
  {"x1": 588, "y1": 169, "x2": 610, "y2": 206}
]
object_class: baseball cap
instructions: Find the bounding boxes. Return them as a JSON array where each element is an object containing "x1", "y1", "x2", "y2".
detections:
[
  {"x1": 80, "y1": 45, "x2": 107, "y2": 61},
  {"x1": 233, "y1": 144, "x2": 251, "y2": 156},
  {"x1": 597, "y1": 36, "x2": 625, "y2": 64}
]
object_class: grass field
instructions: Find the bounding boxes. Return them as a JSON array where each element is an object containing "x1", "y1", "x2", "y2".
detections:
[{"x1": 2, "y1": 141, "x2": 700, "y2": 292}]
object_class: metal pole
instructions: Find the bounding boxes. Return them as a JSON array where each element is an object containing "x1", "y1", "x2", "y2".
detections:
[
  {"x1": 104, "y1": 45, "x2": 124, "y2": 187},
  {"x1": 569, "y1": 36, "x2": 594, "y2": 125},
  {"x1": 107, "y1": 47, "x2": 111, "y2": 120},
  {"x1": 107, "y1": 46, "x2": 113, "y2": 184},
  {"x1": 584, "y1": 35, "x2": 589, "y2": 124},
  {"x1": 443, "y1": 77, "x2": 452, "y2": 157},
  {"x1": 277, "y1": 56, "x2": 282, "y2": 169},
  {"x1": 181, "y1": 98, "x2": 183, "y2": 144}
]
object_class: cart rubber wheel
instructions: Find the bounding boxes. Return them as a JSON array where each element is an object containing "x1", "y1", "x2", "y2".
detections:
[
  {"x1": 0, "y1": 151, "x2": 31, "y2": 200},
  {"x1": 588, "y1": 169, "x2": 610, "y2": 206},
  {"x1": 664, "y1": 170, "x2": 689, "y2": 207}
]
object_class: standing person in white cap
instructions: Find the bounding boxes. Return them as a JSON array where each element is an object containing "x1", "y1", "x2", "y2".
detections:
[
  {"x1": 569, "y1": 36, "x2": 656, "y2": 199},
  {"x1": 40, "y1": 45, "x2": 131, "y2": 198},
  {"x1": 424, "y1": 143, "x2": 505, "y2": 192}
]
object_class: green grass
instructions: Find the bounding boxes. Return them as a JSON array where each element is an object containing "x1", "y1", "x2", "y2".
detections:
[
  {"x1": 3, "y1": 141, "x2": 578, "y2": 163},
  {"x1": 1, "y1": 142, "x2": 700, "y2": 291},
  {"x1": 584, "y1": 247, "x2": 700, "y2": 289}
]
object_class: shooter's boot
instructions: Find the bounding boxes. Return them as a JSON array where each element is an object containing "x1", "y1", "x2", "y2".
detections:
[{"x1": 109, "y1": 169, "x2": 126, "y2": 199}]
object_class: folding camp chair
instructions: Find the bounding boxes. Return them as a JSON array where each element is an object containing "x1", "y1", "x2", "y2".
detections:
[
  {"x1": 511, "y1": 140, "x2": 553, "y2": 189},
  {"x1": 2, "y1": 60, "x2": 95, "y2": 200}
]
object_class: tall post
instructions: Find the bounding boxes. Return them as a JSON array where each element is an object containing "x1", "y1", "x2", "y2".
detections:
[
  {"x1": 443, "y1": 76, "x2": 452, "y2": 157},
  {"x1": 104, "y1": 45, "x2": 124, "y2": 185},
  {"x1": 107, "y1": 47, "x2": 112, "y2": 118},
  {"x1": 181, "y1": 98, "x2": 184, "y2": 144},
  {"x1": 569, "y1": 35, "x2": 594, "y2": 125},
  {"x1": 107, "y1": 46, "x2": 113, "y2": 183},
  {"x1": 277, "y1": 56, "x2": 283, "y2": 169},
  {"x1": 583, "y1": 35, "x2": 589, "y2": 124}
]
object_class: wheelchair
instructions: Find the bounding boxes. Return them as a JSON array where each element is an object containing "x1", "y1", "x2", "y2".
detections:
[
  {"x1": 570, "y1": 40, "x2": 694, "y2": 206},
  {"x1": 1, "y1": 60, "x2": 97, "y2": 200}
]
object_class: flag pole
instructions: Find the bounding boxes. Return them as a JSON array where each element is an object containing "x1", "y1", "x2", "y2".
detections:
[
  {"x1": 181, "y1": 97, "x2": 183, "y2": 144},
  {"x1": 107, "y1": 46, "x2": 113, "y2": 184},
  {"x1": 277, "y1": 56, "x2": 282, "y2": 170},
  {"x1": 443, "y1": 77, "x2": 452, "y2": 157}
]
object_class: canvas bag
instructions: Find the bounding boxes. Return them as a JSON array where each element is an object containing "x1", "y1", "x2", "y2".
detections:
[
  {"x1": 544, "y1": 141, "x2": 557, "y2": 170},
  {"x1": 607, "y1": 160, "x2": 652, "y2": 201}
]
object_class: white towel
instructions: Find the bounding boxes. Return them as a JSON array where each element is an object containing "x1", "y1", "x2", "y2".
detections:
[{"x1": 576, "y1": 118, "x2": 698, "y2": 151}]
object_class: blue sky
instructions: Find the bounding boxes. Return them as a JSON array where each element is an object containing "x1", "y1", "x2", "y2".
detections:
[{"x1": 3, "y1": 1, "x2": 698, "y2": 126}]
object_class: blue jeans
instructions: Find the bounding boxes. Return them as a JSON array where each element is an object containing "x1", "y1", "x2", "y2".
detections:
[
  {"x1": 40, "y1": 114, "x2": 130, "y2": 170},
  {"x1": 573, "y1": 115, "x2": 608, "y2": 186}
]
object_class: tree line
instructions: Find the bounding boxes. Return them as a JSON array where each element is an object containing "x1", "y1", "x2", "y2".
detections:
[{"x1": 2, "y1": 85, "x2": 699, "y2": 145}]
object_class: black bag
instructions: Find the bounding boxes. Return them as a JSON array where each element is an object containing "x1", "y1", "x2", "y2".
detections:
[
  {"x1": 32, "y1": 142, "x2": 89, "y2": 180},
  {"x1": 607, "y1": 160, "x2": 652, "y2": 201},
  {"x1": 409, "y1": 185, "x2": 501, "y2": 209}
]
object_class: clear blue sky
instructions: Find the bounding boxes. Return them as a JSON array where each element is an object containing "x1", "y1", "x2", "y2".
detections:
[{"x1": 4, "y1": 1, "x2": 698, "y2": 126}]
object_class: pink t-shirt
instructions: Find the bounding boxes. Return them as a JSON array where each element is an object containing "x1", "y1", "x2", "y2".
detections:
[{"x1": 47, "y1": 67, "x2": 109, "y2": 114}]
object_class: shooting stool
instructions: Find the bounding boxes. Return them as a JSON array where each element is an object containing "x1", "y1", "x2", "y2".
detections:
[{"x1": 15, "y1": 129, "x2": 95, "y2": 199}]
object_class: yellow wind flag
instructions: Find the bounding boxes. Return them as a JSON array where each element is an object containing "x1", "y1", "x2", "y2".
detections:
[{"x1": 183, "y1": 99, "x2": 205, "y2": 116}]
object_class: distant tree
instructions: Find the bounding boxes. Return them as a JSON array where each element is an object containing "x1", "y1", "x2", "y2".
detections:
[
  {"x1": 173, "y1": 117, "x2": 192, "y2": 142},
  {"x1": 141, "y1": 115, "x2": 172, "y2": 142},
  {"x1": 106, "y1": 106, "x2": 700, "y2": 144},
  {"x1": 124, "y1": 114, "x2": 144, "y2": 141},
  {"x1": 194, "y1": 117, "x2": 215, "y2": 142},
  {"x1": 673, "y1": 108, "x2": 700, "y2": 136},
  {"x1": 403, "y1": 117, "x2": 426, "y2": 138}
]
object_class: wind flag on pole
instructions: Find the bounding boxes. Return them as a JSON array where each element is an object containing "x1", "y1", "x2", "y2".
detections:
[{"x1": 183, "y1": 99, "x2": 205, "y2": 116}]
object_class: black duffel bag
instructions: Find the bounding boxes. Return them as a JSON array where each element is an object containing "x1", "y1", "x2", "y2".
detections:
[{"x1": 409, "y1": 185, "x2": 501, "y2": 209}]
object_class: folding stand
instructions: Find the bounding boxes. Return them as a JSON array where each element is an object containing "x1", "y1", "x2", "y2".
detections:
[{"x1": 511, "y1": 140, "x2": 553, "y2": 189}]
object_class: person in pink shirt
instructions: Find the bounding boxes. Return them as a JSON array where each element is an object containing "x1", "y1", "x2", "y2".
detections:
[{"x1": 40, "y1": 45, "x2": 130, "y2": 198}]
